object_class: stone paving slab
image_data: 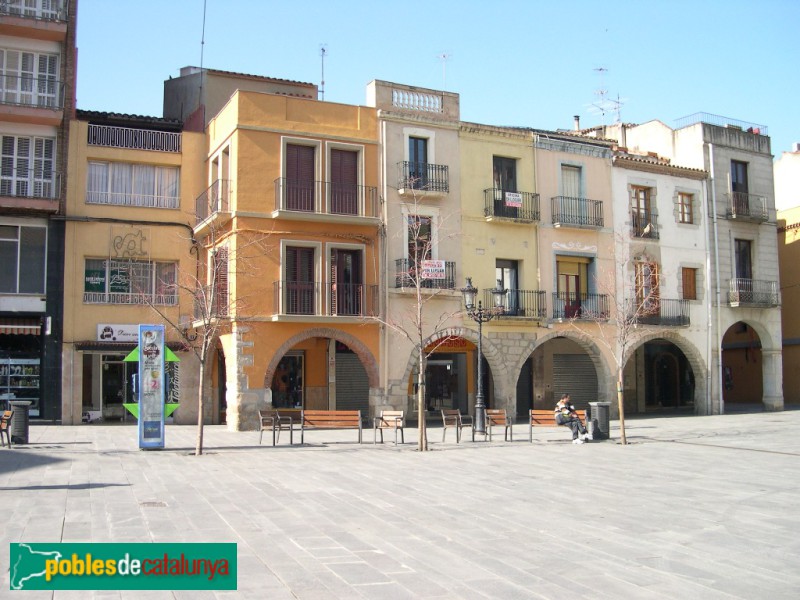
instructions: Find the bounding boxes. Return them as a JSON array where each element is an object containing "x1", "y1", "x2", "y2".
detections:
[{"x1": 0, "y1": 411, "x2": 799, "y2": 598}]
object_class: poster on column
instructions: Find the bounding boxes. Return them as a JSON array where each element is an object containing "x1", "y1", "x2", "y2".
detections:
[{"x1": 138, "y1": 324, "x2": 165, "y2": 449}]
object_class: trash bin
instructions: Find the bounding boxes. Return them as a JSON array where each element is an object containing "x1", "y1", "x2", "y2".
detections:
[
  {"x1": 588, "y1": 401, "x2": 611, "y2": 440},
  {"x1": 9, "y1": 400, "x2": 32, "y2": 444}
]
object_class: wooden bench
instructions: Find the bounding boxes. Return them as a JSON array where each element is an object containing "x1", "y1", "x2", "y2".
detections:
[
  {"x1": 529, "y1": 409, "x2": 586, "y2": 442},
  {"x1": 258, "y1": 409, "x2": 294, "y2": 446},
  {"x1": 479, "y1": 408, "x2": 513, "y2": 442},
  {"x1": 301, "y1": 409, "x2": 362, "y2": 444},
  {"x1": 373, "y1": 410, "x2": 405, "y2": 445},
  {"x1": 441, "y1": 409, "x2": 473, "y2": 443}
]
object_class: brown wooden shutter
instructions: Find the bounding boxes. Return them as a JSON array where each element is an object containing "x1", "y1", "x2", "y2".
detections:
[
  {"x1": 286, "y1": 144, "x2": 315, "y2": 211},
  {"x1": 330, "y1": 149, "x2": 358, "y2": 214},
  {"x1": 682, "y1": 268, "x2": 697, "y2": 300},
  {"x1": 213, "y1": 247, "x2": 229, "y2": 316}
]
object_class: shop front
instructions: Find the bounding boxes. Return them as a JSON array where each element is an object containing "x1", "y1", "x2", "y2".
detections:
[{"x1": 0, "y1": 317, "x2": 44, "y2": 417}]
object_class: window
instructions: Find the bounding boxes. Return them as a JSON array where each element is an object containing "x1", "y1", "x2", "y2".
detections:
[
  {"x1": 210, "y1": 247, "x2": 229, "y2": 316},
  {"x1": 734, "y1": 239, "x2": 752, "y2": 280},
  {"x1": 492, "y1": 156, "x2": 518, "y2": 217},
  {"x1": 678, "y1": 193, "x2": 694, "y2": 224},
  {"x1": 408, "y1": 137, "x2": 428, "y2": 189},
  {"x1": 631, "y1": 186, "x2": 656, "y2": 237},
  {"x1": 556, "y1": 258, "x2": 588, "y2": 318},
  {"x1": 0, "y1": 224, "x2": 46, "y2": 293},
  {"x1": 561, "y1": 165, "x2": 582, "y2": 198},
  {"x1": 1, "y1": 135, "x2": 55, "y2": 198},
  {"x1": 731, "y1": 160, "x2": 749, "y2": 194},
  {"x1": 496, "y1": 259, "x2": 520, "y2": 315},
  {"x1": 86, "y1": 162, "x2": 179, "y2": 209},
  {"x1": 635, "y1": 261, "x2": 660, "y2": 313},
  {"x1": 284, "y1": 246, "x2": 315, "y2": 314},
  {"x1": 330, "y1": 248, "x2": 363, "y2": 315},
  {"x1": 0, "y1": 49, "x2": 58, "y2": 107},
  {"x1": 329, "y1": 148, "x2": 358, "y2": 215},
  {"x1": 682, "y1": 268, "x2": 697, "y2": 300},
  {"x1": 285, "y1": 144, "x2": 315, "y2": 211},
  {"x1": 83, "y1": 259, "x2": 177, "y2": 305}
]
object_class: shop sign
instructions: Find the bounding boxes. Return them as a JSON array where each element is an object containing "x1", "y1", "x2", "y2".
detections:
[
  {"x1": 97, "y1": 324, "x2": 139, "y2": 342},
  {"x1": 138, "y1": 324, "x2": 165, "y2": 449},
  {"x1": 421, "y1": 259, "x2": 446, "y2": 280}
]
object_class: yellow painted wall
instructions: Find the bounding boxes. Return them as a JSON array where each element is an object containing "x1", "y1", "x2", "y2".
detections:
[{"x1": 778, "y1": 207, "x2": 800, "y2": 404}]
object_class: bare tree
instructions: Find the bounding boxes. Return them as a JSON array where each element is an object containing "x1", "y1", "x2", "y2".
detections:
[
  {"x1": 371, "y1": 185, "x2": 463, "y2": 451},
  {"x1": 567, "y1": 235, "x2": 663, "y2": 445}
]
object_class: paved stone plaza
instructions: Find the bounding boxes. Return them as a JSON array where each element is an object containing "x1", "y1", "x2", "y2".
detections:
[{"x1": 1, "y1": 411, "x2": 799, "y2": 599}]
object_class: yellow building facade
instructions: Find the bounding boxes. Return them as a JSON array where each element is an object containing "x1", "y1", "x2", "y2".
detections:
[{"x1": 198, "y1": 91, "x2": 381, "y2": 430}]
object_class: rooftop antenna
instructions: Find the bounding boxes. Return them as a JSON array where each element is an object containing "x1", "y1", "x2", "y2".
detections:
[
  {"x1": 319, "y1": 44, "x2": 327, "y2": 101},
  {"x1": 587, "y1": 66, "x2": 625, "y2": 125},
  {"x1": 437, "y1": 52, "x2": 450, "y2": 90},
  {"x1": 199, "y1": 0, "x2": 207, "y2": 125}
]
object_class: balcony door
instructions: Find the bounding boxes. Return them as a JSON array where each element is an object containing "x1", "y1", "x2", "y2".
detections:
[
  {"x1": 561, "y1": 165, "x2": 586, "y2": 223},
  {"x1": 635, "y1": 261, "x2": 660, "y2": 315},
  {"x1": 557, "y1": 258, "x2": 588, "y2": 318},
  {"x1": 331, "y1": 248, "x2": 362, "y2": 316},
  {"x1": 330, "y1": 149, "x2": 358, "y2": 215},
  {"x1": 493, "y1": 156, "x2": 518, "y2": 217},
  {"x1": 496, "y1": 259, "x2": 519, "y2": 315},
  {"x1": 731, "y1": 160, "x2": 749, "y2": 216},
  {"x1": 409, "y1": 137, "x2": 428, "y2": 189},
  {"x1": 631, "y1": 186, "x2": 652, "y2": 235},
  {"x1": 285, "y1": 144, "x2": 315, "y2": 211},
  {"x1": 735, "y1": 239, "x2": 752, "y2": 280},
  {"x1": 285, "y1": 246, "x2": 315, "y2": 314}
]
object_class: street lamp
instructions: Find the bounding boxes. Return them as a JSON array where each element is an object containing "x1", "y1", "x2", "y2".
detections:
[{"x1": 461, "y1": 277, "x2": 507, "y2": 434}]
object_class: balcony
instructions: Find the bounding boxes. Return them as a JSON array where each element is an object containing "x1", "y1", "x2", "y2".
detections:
[
  {"x1": 483, "y1": 189, "x2": 540, "y2": 222},
  {"x1": 484, "y1": 288, "x2": 546, "y2": 319},
  {"x1": 726, "y1": 191, "x2": 768, "y2": 222},
  {"x1": 0, "y1": 0, "x2": 68, "y2": 21},
  {"x1": 630, "y1": 298, "x2": 690, "y2": 326},
  {"x1": 394, "y1": 259, "x2": 456, "y2": 290},
  {"x1": 272, "y1": 281, "x2": 378, "y2": 317},
  {"x1": 87, "y1": 124, "x2": 182, "y2": 153},
  {"x1": 0, "y1": 169, "x2": 60, "y2": 212},
  {"x1": 552, "y1": 292, "x2": 610, "y2": 320},
  {"x1": 328, "y1": 283, "x2": 378, "y2": 316},
  {"x1": 0, "y1": 74, "x2": 63, "y2": 109},
  {"x1": 631, "y1": 211, "x2": 659, "y2": 239},
  {"x1": 552, "y1": 196, "x2": 604, "y2": 228},
  {"x1": 274, "y1": 178, "x2": 379, "y2": 218},
  {"x1": 728, "y1": 278, "x2": 779, "y2": 307},
  {"x1": 397, "y1": 161, "x2": 449, "y2": 195},
  {"x1": 195, "y1": 180, "x2": 230, "y2": 224}
]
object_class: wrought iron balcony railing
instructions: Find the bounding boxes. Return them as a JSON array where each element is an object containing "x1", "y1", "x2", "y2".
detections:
[
  {"x1": 484, "y1": 288, "x2": 546, "y2": 319},
  {"x1": 726, "y1": 191, "x2": 768, "y2": 221},
  {"x1": 327, "y1": 283, "x2": 379, "y2": 317},
  {"x1": 552, "y1": 292, "x2": 610, "y2": 320},
  {"x1": 394, "y1": 259, "x2": 456, "y2": 290},
  {"x1": 83, "y1": 292, "x2": 177, "y2": 306},
  {"x1": 274, "y1": 178, "x2": 378, "y2": 217},
  {"x1": 728, "y1": 278, "x2": 779, "y2": 307},
  {"x1": 629, "y1": 298, "x2": 690, "y2": 326},
  {"x1": 0, "y1": 74, "x2": 63, "y2": 109},
  {"x1": 0, "y1": 0, "x2": 67, "y2": 20},
  {"x1": 397, "y1": 161, "x2": 449, "y2": 194},
  {"x1": 0, "y1": 169, "x2": 59, "y2": 199},
  {"x1": 483, "y1": 188, "x2": 540, "y2": 222},
  {"x1": 631, "y1": 211, "x2": 659, "y2": 239},
  {"x1": 552, "y1": 196, "x2": 604, "y2": 228},
  {"x1": 273, "y1": 280, "x2": 318, "y2": 315},
  {"x1": 87, "y1": 124, "x2": 182, "y2": 153},
  {"x1": 195, "y1": 180, "x2": 230, "y2": 223}
]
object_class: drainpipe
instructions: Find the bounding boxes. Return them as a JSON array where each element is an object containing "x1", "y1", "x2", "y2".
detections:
[
  {"x1": 701, "y1": 173, "x2": 713, "y2": 416},
  {"x1": 380, "y1": 117, "x2": 389, "y2": 406},
  {"x1": 708, "y1": 143, "x2": 725, "y2": 415}
]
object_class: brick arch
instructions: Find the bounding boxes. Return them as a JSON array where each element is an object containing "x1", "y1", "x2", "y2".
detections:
[
  {"x1": 262, "y1": 327, "x2": 379, "y2": 389},
  {"x1": 398, "y1": 327, "x2": 511, "y2": 399}
]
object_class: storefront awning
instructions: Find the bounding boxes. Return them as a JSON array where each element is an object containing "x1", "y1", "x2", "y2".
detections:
[
  {"x1": 75, "y1": 341, "x2": 189, "y2": 352},
  {"x1": 0, "y1": 318, "x2": 41, "y2": 335}
]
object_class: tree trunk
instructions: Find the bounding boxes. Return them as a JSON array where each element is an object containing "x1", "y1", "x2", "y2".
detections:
[
  {"x1": 195, "y1": 356, "x2": 206, "y2": 456},
  {"x1": 617, "y1": 367, "x2": 627, "y2": 445},
  {"x1": 417, "y1": 356, "x2": 427, "y2": 451}
]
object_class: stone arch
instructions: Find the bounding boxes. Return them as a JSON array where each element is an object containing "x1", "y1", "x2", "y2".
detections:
[
  {"x1": 262, "y1": 327, "x2": 379, "y2": 389},
  {"x1": 513, "y1": 329, "x2": 613, "y2": 403},
  {"x1": 398, "y1": 327, "x2": 512, "y2": 403},
  {"x1": 721, "y1": 317, "x2": 776, "y2": 351}
]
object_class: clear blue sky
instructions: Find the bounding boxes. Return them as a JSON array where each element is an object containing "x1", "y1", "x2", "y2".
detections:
[{"x1": 77, "y1": 0, "x2": 799, "y2": 157}]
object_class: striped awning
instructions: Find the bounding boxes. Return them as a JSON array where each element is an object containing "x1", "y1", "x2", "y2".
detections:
[{"x1": 0, "y1": 318, "x2": 41, "y2": 335}]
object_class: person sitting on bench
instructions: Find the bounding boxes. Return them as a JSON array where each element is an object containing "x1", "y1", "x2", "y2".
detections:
[{"x1": 555, "y1": 393, "x2": 590, "y2": 444}]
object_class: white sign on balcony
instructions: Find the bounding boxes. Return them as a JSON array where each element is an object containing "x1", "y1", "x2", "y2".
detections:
[
  {"x1": 421, "y1": 260, "x2": 446, "y2": 280},
  {"x1": 505, "y1": 192, "x2": 522, "y2": 208}
]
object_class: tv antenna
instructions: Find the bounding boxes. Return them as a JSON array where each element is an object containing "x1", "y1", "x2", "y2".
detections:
[
  {"x1": 437, "y1": 52, "x2": 451, "y2": 90},
  {"x1": 319, "y1": 44, "x2": 328, "y2": 101},
  {"x1": 587, "y1": 66, "x2": 624, "y2": 124}
]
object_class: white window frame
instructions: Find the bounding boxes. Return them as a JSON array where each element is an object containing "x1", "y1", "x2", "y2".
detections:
[
  {"x1": 83, "y1": 258, "x2": 177, "y2": 305},
  {"x1": 86, "y1": 161, "x2": 180, "y2": 209},
  {"x1": 0, "y1": 133, "x2": 56, "y2": 198}
]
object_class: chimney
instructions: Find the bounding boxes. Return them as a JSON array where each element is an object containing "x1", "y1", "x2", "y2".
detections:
[
  {"x1": 793, "y1": 142, "x2": 800, "y2": 153},
  {"x1": 573, "y1": 115, "x2": 580, "y2": 131},
  {"x1": 620, "y1": 123, "x2": 627, "y2": 148}
]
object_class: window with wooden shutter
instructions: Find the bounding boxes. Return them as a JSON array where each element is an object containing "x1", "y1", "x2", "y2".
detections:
[
  {"x1": 285, "y1": 144, "x2": 315, "y2": 211},
  {"x1": 330, "y1": 149, "x2": 358, "y2": 215},
  {"x1": 678, "y1": 193, "x2": 694, "y2": 224},
  {"x1": 212, "y1": 247, "x2": 228, "y2": 316},
  {"x1": 682, "y1": 267, "x2": 697, "y2": 300},
  {"x1": 285, "y1": 246, "x2": 315, "y2": 314},
  {"x1": 635, "y1": 261, "x2": 660, "y2": 314}
]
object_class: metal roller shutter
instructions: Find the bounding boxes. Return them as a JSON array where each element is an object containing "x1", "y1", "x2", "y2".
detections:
[
  {"x1": 553, "y1": 354, "x2": 597, "y2": 410},
  {"x1": 335, "y1": 352, "x2": 369, "y2": 413}
]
